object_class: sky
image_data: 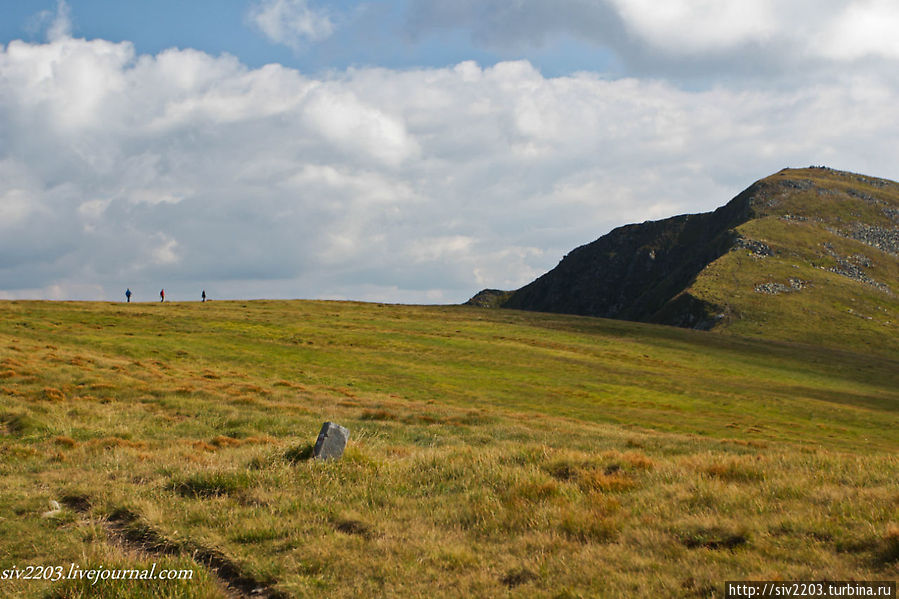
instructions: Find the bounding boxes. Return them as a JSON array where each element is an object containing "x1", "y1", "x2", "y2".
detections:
[{"x1": 2, "y1": 0, "x2": 899, "y2": 303}]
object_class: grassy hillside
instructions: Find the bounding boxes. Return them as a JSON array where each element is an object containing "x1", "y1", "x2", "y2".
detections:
[
  {"x1": 0, "y1": 299, "x2": 897, "y2": 598},
  {"x1": 496, "y1": 167, "x2": 899, "y2": 356},
  {"x1": 688, "y1": 167, "x2": 899, "y2": 355}
]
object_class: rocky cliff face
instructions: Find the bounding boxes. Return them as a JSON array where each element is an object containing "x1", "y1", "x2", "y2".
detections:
[
  {"x1": 471, "y1": 167, "x2": 899, "y2": 351},
  {"x1": 502, "y1": 183, "x2": 757, "y2": 327}
]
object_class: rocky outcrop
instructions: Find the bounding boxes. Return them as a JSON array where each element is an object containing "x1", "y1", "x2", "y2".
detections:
[
  {"x1": 754, "y1": 279, "x2": 808, "y2": 294},
  {"x1": 464, "y1": 289, "x2": 513, "y2": 308},
  {"x1": 499, "y1": 181, "x2": 758, "y2": 326},
  {"x1": 842, "y1": 224, "x2": 899, "y2": 256}
]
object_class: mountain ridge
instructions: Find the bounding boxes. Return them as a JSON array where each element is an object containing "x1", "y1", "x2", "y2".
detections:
[{"x1": 470, "y1": 166, "x2": 899, "y2": 355}]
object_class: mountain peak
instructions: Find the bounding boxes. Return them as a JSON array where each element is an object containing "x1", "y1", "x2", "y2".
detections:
[{"x1": 471, "y1": 167, "x2": 899, "y2": 355}]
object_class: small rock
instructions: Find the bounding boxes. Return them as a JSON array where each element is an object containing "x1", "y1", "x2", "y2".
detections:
[
  {"x1": 313, "y1": 422, "x2": 350, "y2": 460},
  {"x1": 41, "y1": 500, "x2": 62, "y2": 518},
  {"x1": 780, "y1": 179, "x2": 813, "y2": 191},
  {"x1": 755, "y1": 282, "x2": 791, "y2": 295},
  {"x1": 734, "y1": 237, "x2": 772, "y2": 257}
]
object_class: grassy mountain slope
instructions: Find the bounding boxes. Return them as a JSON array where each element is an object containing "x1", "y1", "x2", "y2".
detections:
[
  {"x1": 1, "y1": 300, "x2": 897, "y2": 597},
  {"x1": 496, "y1": 167, "x2": 899, "y2": 355},
  {"x1": 688, "y1": 168, "x2": 899, "y2": 353}
]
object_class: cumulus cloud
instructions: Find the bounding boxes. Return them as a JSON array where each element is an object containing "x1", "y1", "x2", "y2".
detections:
[
  {"x1": 248, "y1": 0, "x2": 334, "y2": 48},
  {"x1": 1, "y1": 32, "x2": 898, "y2": 302}
]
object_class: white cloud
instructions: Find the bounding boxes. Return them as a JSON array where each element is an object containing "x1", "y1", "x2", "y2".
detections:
[
  {"x1": 618, "y1": 0, "x2": 899, "y2": 63},
  {"x1": 301, "y1": 88, "x2": 419, "y2": 166},
  {"x1": 1, "y1": 35, "x2": 898, "y2": 302},
  {"x1": 409, "y1": 236, "x2": 475, "y2": 263},
  {"x1": 608, "y1": 0, "x2": 777, "y2": 53},
  {"x1": 815, "y1": 0, "x2": 899, "y2": 60},
  {"x1": 248, "y1": 0, "x2": 334, "y2": 48},
  {"x1": 152, "y1": 235, "x2": 181, "y2": 266},
  {"x1": 27, "y1": 0, "x2": 73, "y2": 42},
  {"x1": 47, "y1": 0, "x2": 73, "y2": 41},
  {"x1": 129, "y1": 190, "x2": 182, "y2": 206}
]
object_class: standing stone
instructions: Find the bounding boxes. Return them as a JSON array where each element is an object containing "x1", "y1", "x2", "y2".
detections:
[{"x1": 313, "y1": 422, "x2": 350, "y2": 460}]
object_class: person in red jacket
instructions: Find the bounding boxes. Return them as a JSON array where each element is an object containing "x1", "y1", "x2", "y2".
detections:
[{"x1": 160, "y1": 289, "x2": 165, "y2": 303}]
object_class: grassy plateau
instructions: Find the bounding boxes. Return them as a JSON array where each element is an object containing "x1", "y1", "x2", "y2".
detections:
[{"x1": 0, "y1": 299, "x2": 897, "y2": 598}]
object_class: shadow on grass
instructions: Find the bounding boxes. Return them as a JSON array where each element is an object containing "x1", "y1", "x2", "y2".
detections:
[
  {"x1": 284, "y1": 442, "x2": 314, "y2": 463},
  {"x1": 168, "y1": 472, "x2": 253, "y2": 498}
]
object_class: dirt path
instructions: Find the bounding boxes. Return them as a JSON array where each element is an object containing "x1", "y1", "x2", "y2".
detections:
[{"x1": 61, "y1": 494, "x2": 287, "y2": 599}]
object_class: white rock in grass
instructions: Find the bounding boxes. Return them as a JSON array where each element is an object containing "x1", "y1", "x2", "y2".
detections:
[{"x1": 41, "y1": 500, "x2": 62, "y2": 518}]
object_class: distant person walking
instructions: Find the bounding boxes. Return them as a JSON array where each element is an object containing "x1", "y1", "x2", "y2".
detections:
[
  {"x1": 201, "y1": 290, "x2": 206, "y2": 302},
  {"x1": 160, "y1": 289, "x2": 165, "y2": 303},
  {"x1": 125, "y1": 288, "x2": 132, "y2": 303}
]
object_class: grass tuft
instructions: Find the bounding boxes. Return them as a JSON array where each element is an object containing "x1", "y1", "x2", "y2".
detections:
[
  {"x1": 611, "y1": 450, "x2": 655, "y2": 470},
  {"x1": 577, "y1": 470, "x2": 636, "y2": 493},
  {"x1": 544, "y1": 459, "x2": 582, "y2": 482},
  {"x1": 674, "y1": 523, "x2": 750, "y2": 550},
  {"x1": 506, "y1": 480, "x2": 561, "y2": 503},
  {"x1": 231, "y1": 526, "x2": 285, "y2": 544},
  {"x1": 53, "y1": 435, "x2": 78, "y2": 448},
  {"x1": 360, "y1": 408, "x2": 397, "y2": 421},
  {"x1": 1, "y1": 411, "x2": 47, "y2": 436},
  {"x1": 60, "y1": 493, "x2": 92, "y2": 512},
  {"x1": 42, "y1": 387, "x2": 66, "y2": 401},
  {"x1": 170, "y1": 471, "x2": 253, "y2": 498},
  {"x1": 284, "y1": 442, "x2": 315, "y2": 463},
  {"x1": 334, "y1": 517, "x2": 374, "y2": 538},
  {"x1": 84, "y1": 437, "x2": 146, "y2": 450},
  {"x1": 701, "y1": 456, "x2": 765, "y2": 482},
  {"x1": 501, "y1": 567, "x2": 538, "y2": 588},
  {"x1": 879, "y1": 525, "x2": 899, "y2": 564},
  {"x1": 560, "y1": 509, "x2": 620, "y2": 543}
]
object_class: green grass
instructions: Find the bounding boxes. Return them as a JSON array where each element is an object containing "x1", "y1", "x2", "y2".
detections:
[
  {"x1": 688, "y1": 167, "x2": 899, "y2": 355},
  {"x1": 0, "y1": 299, "x2": 897, "y2": 598}
]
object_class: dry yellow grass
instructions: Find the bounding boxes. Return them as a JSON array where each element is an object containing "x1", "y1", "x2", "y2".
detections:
[{"x1": 0, "y1": 299, "x2": 896, "y2": 598}]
